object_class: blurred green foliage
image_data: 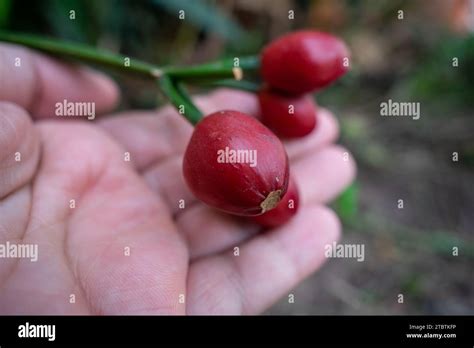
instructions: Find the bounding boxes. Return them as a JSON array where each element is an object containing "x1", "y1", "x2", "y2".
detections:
[
  {"x1": 0, "y1": 0, "x2": 11, "y2": 28},
  {"x1": 333, "y1": 183, "x2": 359, "y2": 223},
  {"x1": 409, "y1": 35, "x2": 474, "y2": 107},
  {"x1": 152, "y1": 0, "x2": 245, "y2": 43},
  {"x1": 4, "y1": 0, "x2": 256, "y2": 55}
]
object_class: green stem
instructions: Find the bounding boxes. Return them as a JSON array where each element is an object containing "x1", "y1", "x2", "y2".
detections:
[
  {"x1": 174, "y1": 82, "x2": 198, "y2": 109},
  {"x1": 163, "y1": 56, "x2": 260, "y2": 80},
  {"x1": 197, "y1": 79, "x2": 261, "y2": 93},
  {"x1": 0, "y1": 30, "x2": 260, "y2": 81},
  {"x1": 0, "y1": 30, "x2": 160, "y2": 77},
  {"x1": 159, "y1": 75, "x2": 203, "y2": 125}
]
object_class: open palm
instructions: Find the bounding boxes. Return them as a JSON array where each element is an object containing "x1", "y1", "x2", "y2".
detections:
[{"x1": 0, "y1": 45, "x2": 355, "y2": 314}]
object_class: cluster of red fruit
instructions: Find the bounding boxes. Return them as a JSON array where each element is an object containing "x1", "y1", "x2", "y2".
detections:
[{"x1": 184, "y1": 31, "x2": 350, "y2": 228}]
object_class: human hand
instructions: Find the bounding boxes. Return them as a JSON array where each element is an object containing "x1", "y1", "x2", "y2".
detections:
[{"x1": 0, "y1": 44, "x2": 355, "y2": 314}]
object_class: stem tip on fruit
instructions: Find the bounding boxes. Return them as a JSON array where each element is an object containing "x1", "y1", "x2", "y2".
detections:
[
  {"x1": 151, "y1": 68, "x2": 163, "y2": 78},
  {"x1": 232, "y1": 67, "x2": 243, "y2": 80},
  {"x1": 260, "y1": 189, "x2": 282, "y2": 213}
]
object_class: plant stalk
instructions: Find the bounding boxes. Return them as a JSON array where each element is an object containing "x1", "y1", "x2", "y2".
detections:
[
  {"x1": 0, "y1": 31, "x2": 260, "y2": 81},
  {"x1": 158, "y1": 76, "x2": 203, "y2": 125}
]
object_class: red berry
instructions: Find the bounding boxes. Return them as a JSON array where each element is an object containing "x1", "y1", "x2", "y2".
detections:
[
  {"x1": 252, "y1": 177, "x2": 299, "y2": 228},
  {"x1": 261, "y1": 30, "x2": 350, "y2": 94},
  {"x1": 258, "y1": 88, "x2": 317, "y2": 138},
  {"x1": 183, "y1": 110, "x2": 289, "y2": 216}
]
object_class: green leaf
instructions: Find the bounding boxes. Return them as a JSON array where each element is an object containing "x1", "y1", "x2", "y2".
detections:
[
  {"x1": 0, "y1": 0, "x2": 11, "y2": 28},
  {"x1": 407, "y1": 34, "x2": 474, "y2": 108},
  {"x1": 152, "y1": 0, "x2": 246, "y2": 44},
  {"x1": 46, "y1": 0, "x2": 102, "y2": 43},
  {"x1": 333, "y1": 182, "x2": 359, "y2": 222}
]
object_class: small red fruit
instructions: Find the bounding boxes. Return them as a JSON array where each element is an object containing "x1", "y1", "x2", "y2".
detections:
[
  {"x1": 252, "y1": 177, "x2": 299, "y2": 228},
  {"x1": 258, "y1": 88, "x2": 317, "y2": 138},
  {"x1": 261, "y1": 30, "x2": 350, "y2": 94},
  {"x1": 183, "y1": 110, "x2": 289, "y2": 216}
]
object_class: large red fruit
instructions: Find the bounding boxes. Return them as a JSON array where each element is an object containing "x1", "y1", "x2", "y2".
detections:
[
  {"x1": 261, "y1": 30, "x2": 350, "y2": 94},
  {"x1": 252, "y1": 177, "x2": 299, "y2": 228},
  {"x1": 258, "y1": 88, "x2": 317, "y2": 138},
  {"x1": 183, "y1": 110, "x2": 289, "y2": 216}
]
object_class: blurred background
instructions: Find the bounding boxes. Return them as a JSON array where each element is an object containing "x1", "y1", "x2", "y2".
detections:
[{"x1": 2, "y1": 0, "x2": 472, "y2": 314}]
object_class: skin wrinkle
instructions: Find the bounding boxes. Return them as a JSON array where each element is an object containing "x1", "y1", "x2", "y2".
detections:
[
  {"x1": 262, "y1": 230, "x2": 302, "y2": 285},
  {"x1": 5, "y1": 215, "x2": 91, "y2": 313},
  {"x1": 0, "y1": 104, "x2": 41, "y2": 200},
  {"x1": 64, "y1": 220, "x2": 93, "y2": 314},
  {"x1": 70, "y1": 212, "x2": 153, "y2": 314},
  {"x1": 143, "y1": 157, "x2": 200, "y2": 221},
  {"x1": 43, "y1": 143, "x2": 127, "y2": 313},
  {"x1": 72, "y1": 234, "x2": 120, "y2": 315},
  {"x1": 0, "y1": 221, "x2": 10, "y2": 242},
  {"x1": 0, "y1": 186, "x2": 32, "y2": 298},
  {"x1": 240, "y1": 237, "x2": 295, "y2": 314},
  {"x1": 0, "y1": 107, "x2": 40, "y2": 297},
  {"x1": 136, "y1": 118, "x2": 189, "y2": 174},
  {"x1": 60, "y1": 136, "x2": 121, "y2": 315},
  {"x1": 98, "y1": 109, "x2": 193, "y2": 174},
  {"x1": 0, "y1": 113, "x2": 17, "y2": 162},
  {"x1": 12, "y1": 122, "x2": 113, "y2": 314},
  {"x1": 28, "y1": 50, "x2": 44, "y2": 115},
  {"x1": 187, "y1": 255, "x2": 245, "y2": 315},
  {"x1": 181, "y1": 206, "x2": 260, "y2": 261},
  {"x1": 224, "y1": 250, "x2": 248, "y2": 314},
  {"x1": 0, "y1": 204, "x2": 86, "y2": 313}
]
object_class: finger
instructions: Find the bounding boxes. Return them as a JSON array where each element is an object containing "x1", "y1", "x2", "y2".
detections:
[
  {"x1": 284, "y1": 108, "x2": 339, "y2": 159},
  {"x1": 187, "y1": 205, "x2": 341, "y2": 314},
  {"x1": 0, "y1": 43, "x2": 119, "y2": 119},
  {"x1": 99, "y1": 108, "x2": 193, "y2": 171},
  {"x1": 176, "y1": 204, "x2": 260, "y2": 260},
  {"x1": 142, "y1": 155, "x2": 195, "y2": 213},
  {"x1": 292, "y1": 145, "x2": 357, "y2": 204},
  {"x1": 194, "y1": 88, "x2": 260, "y2": 116}
]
